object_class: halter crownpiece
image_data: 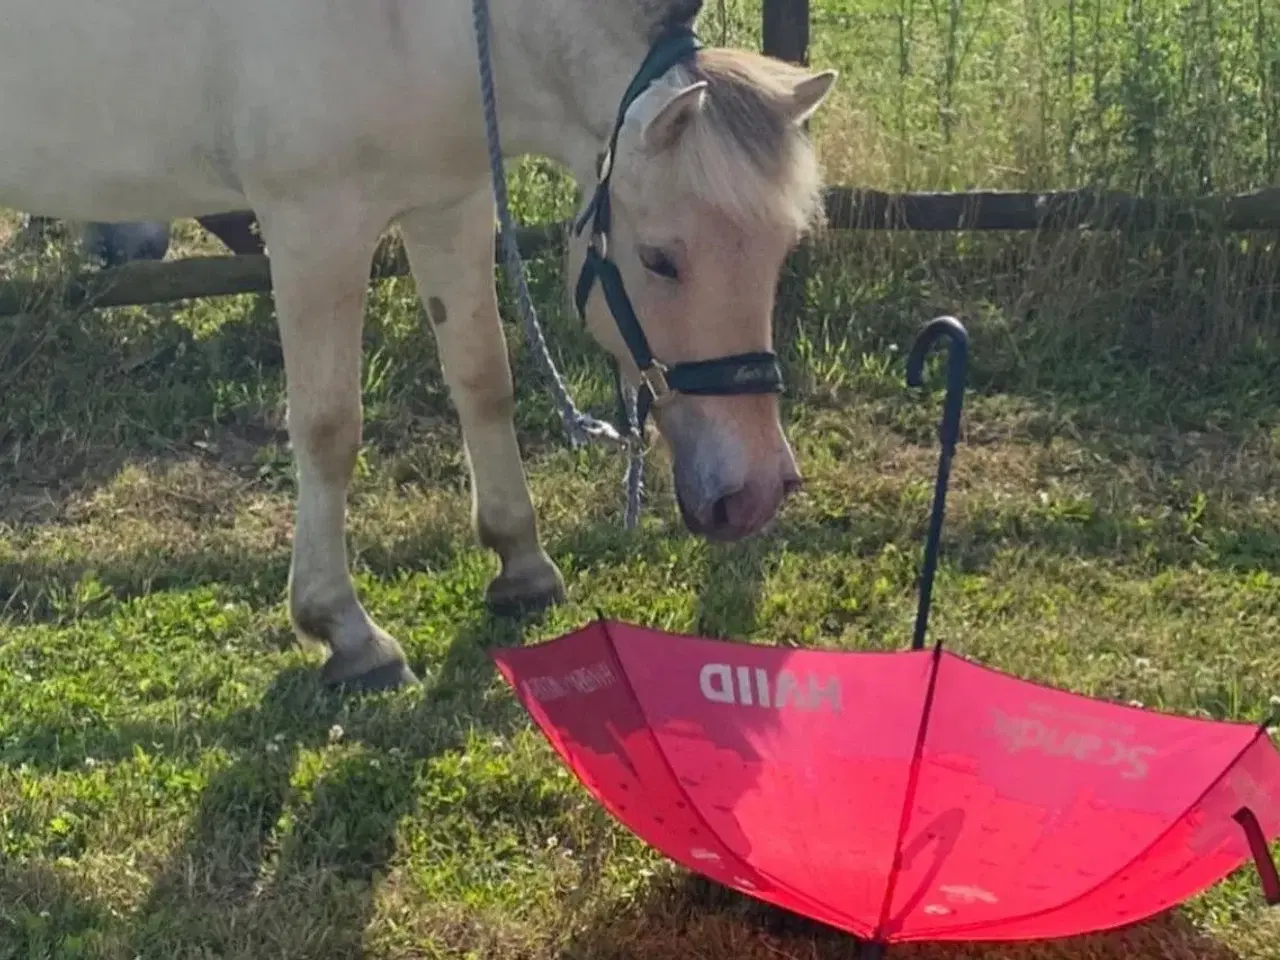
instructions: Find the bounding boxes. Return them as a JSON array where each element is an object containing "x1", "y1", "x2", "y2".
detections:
[{"x1": 572, "y1": 24, "x2": 786, "y2": 439}]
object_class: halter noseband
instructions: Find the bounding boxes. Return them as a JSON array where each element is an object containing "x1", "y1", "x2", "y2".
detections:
[{"x1": 572, "y1": 25, "x2": 785, "y2": 439}]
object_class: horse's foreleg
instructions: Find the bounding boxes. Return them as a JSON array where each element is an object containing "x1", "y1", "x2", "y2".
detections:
[
  {"x1": 255, "y1": 197, "x2": 416, "y2": 691},
  {"x1": 399, "y1": 191, "x2": 565, "y2": 614}
]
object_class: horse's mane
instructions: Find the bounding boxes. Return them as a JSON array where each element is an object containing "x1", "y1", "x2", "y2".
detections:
[{"x1": 642, "y1": 46, "x2": 827, "y2": 237}]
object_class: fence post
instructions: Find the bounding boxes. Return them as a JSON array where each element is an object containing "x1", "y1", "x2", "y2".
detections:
[{"x1": 762, "y1": 0, "x2": 810, "y2": 65}]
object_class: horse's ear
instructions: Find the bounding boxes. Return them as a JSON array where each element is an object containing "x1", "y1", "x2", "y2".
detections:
[
  {"x1": 785, "y1": 69, "x2": 838, "y2": 125},
  {"x1": 641, "y1": 81, "x2": 708, "y2": 153}
]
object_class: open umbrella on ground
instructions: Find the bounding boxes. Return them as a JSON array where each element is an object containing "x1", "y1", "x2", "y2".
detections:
[{"x1": 492, "y1": 317, "x2": 1280, "y2": 958}]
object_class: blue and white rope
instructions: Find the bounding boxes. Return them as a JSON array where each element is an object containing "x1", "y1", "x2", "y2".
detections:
[{"x1": 470, "y1": 0, "x2": 645, "y2": 528}]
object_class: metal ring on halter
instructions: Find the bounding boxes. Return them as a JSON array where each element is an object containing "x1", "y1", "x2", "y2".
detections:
[{"x1": 639, "y1": 362, "x2": 672, "y2": 405}]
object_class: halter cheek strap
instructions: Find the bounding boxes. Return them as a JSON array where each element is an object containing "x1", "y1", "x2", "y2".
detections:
[{"x1": 572, "y1": 25, "x2": 785, "y2": 437}]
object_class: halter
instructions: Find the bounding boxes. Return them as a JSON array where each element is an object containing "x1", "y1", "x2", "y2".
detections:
[{"x1": 572, "y1": 25, "x2": 786, "y2": 440}]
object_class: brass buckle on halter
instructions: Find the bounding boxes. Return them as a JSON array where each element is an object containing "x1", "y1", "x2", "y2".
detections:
[{"x1": 640, "y1": 361, "x2": 673, "y2": 405}]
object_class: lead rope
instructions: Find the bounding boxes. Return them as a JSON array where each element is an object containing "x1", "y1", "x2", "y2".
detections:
[{"x1": 470, "y1": 0, "x2": 646, "y2": 529}]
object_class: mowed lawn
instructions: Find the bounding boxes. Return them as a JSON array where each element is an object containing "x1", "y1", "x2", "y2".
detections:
[{"x1": 3, "y1": 1, "x2": 1280, "y2": 958}]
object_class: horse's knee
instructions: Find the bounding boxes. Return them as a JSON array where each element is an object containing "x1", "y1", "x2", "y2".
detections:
[
  {"x1": 297, "y1": 405, "x2": 360, "y2": 453},
  {"x1": 289, "y1": 400, "x2": 362, "y2": 476},
  {"x1": 452, "y1": 365, "x2": 515, "y2": 422}
]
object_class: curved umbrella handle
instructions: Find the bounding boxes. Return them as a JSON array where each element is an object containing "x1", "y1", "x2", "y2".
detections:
[{"x1": 906, "y1": 316, "x2": 969, "y2": 652}]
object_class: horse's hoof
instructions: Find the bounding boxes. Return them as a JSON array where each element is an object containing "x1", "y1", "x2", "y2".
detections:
[
  {"x1": 485, "y1": 555, "x2": 566, "y2": 618},
  {"x1": 321, "y1": 649, "x2": 418, "y2": 693}
]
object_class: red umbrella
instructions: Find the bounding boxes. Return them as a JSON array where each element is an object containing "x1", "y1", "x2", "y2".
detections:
[{"x1": 491, "y1": 318, "x2": 1280, "y2": 957}]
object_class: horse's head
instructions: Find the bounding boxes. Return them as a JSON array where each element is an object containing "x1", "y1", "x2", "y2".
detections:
[{"x1": 569, "y1": 45, "x2": 837, "y2": 541}]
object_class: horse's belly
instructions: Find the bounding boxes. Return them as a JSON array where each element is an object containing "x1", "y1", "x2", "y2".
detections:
[
  {"x1": 0, "y1": 0, "x2": 491, "y2": 220},
  {"x1": 0, "y1": 0, "x2": 251, "y2": 219},
  {"x1": 0, "y1": 160, "x2": 246, "y2": 222}
]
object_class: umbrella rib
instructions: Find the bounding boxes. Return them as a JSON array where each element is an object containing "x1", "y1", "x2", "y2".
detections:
[
  {"x1": 871, "y1": 642, "x2": 946, "y2": 942},
  {"x1": 904, "y1": 724, "x2": 1275, "y2": 941},
  {"x1": 596, "y1": 620, "x2": 873, "y2": 938}
]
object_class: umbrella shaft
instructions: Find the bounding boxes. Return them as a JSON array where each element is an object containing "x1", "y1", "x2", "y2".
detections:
[{"x1": 912, "y1": 441, "x2": 955, "y2": 651}]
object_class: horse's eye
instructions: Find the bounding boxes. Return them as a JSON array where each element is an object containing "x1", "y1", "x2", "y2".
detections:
[{"x1": 638, "y1": 245, "x2": 679, "y2": 281}]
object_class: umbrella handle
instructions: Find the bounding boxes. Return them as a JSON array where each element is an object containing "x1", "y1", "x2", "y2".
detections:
[
  {"x1": 905, "y1": 315, "x2": 969, "y2": 652},
  {"x1": 1234, "y1": 807, "x2": 1280, "y2": 905}
]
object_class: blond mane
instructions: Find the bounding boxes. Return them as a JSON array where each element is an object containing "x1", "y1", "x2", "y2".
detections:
[{"x1": 657, "y1": 47, "x2": 827, "y2": 237}]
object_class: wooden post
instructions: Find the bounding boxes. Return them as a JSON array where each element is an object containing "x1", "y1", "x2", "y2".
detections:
[{"x1": 762, "y1": 0, "x2": 810, "y2": 65}]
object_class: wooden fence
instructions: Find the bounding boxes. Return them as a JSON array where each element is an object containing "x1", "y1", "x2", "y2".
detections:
[{"x1": 2, "y1": 186, "x2": 1277, "y2": 317}]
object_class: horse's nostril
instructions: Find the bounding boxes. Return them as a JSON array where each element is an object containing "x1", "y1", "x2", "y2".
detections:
[
  {"x1": 696, "y1": 480, "x2": 787, "y2": 541},
  {"x1": 783, "y1": 475, "x2": 804, "y2": 497},
  {"x1": 710, "y1": 485, "x2": 758, "y2": 538},
  {"x1": 711, "y1": 494, "x2": 733, "y2": 530}
]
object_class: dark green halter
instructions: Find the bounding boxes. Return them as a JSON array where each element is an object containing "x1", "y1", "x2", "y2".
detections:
[{"x1": 572, "y1": 25, "x2": 786, "y2": 441}]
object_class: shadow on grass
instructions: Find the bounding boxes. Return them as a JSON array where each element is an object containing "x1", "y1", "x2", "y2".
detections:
[
  {"x1": 561, "y1": 868, "x2": 1246, "y2": 960},
  {"x1": 0, "y1": 608, "x2": 536, "y2": 958},
  {"x1": 0, "y1": 291, "x2": 286, "y2": 487},
  {"x1": 0, "y1": 860, "x2": 121, "y2": 957},
  {"x1": 0, "y1": 244, "x2": 584, "y2": 522},
  {"x1": 0, "y1": 506, "x2": 462, "y2": 627},
  {"x1": 694, "y1": 539, "x2": 776, "y2": 640}
]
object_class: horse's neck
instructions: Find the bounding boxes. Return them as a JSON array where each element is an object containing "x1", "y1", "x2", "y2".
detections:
[{"x1": 493, "y1": 0, "x2": 655, "y2": 184}]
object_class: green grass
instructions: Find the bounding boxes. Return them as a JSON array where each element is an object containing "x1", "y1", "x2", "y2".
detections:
[{"x1": 3, "y1": 0, "x2": 1280, "y2": 957}]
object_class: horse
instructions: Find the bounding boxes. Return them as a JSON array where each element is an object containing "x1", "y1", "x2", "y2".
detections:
[
  {"x1": 16, "y1": 211, "x2": 265, "y2": 266},
  {"x1": 0, "y1": 0, "x2": 838, "y2": 692}
]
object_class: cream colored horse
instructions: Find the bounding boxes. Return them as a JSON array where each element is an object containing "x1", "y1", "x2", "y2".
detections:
[{"x1": 0, "y1": 0, "x2": 836, "y2": 690}]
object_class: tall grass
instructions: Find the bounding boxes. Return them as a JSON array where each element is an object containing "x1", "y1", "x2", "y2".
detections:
[{"x1": 784, "y1": 0, "x2": 1280, "y2": 193}]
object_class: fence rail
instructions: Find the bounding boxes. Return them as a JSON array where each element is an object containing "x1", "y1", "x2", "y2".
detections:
[{"x1": 2, "y1": 186, "x2": 1277, "y2": 316}]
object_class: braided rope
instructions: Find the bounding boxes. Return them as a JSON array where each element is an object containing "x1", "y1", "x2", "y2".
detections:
[
  {"x1": 621, "y1": 381, "x2": 645, "y2": 528},
  {"x1": 470, "y1": 0, "x2": 645, "y2": 528}
]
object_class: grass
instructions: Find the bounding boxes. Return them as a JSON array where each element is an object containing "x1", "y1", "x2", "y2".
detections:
[{"x1": 3, "y1": 0, "x2": 1280, "y2": 957}]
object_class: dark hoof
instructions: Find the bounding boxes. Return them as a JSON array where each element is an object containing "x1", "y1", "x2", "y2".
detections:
[
  {"x1": 484, "y1": 556, "x2": 566, "y2": 618},
  {"x1": 485, "y1": 578, "x2": 566, "y2": 619},
  {"x1": 322, "y1": 655, "x2": 418, "y2": 694}
]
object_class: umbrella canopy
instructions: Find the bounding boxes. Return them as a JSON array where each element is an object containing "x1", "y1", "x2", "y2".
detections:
[
  {"x1": 492, "y1": 318, "x2": 1280, "y2": 954},
  {"x1": 492, "y1": 619, "x2": 1280, "y2": 947}
]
